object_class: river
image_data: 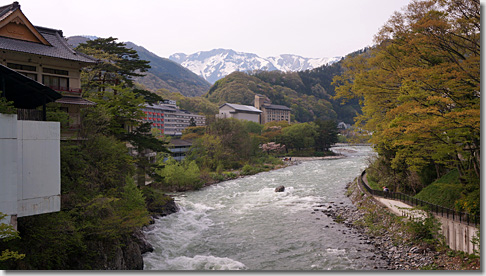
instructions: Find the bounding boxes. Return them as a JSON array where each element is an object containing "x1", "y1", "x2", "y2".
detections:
[{"x1": 143, "y1": 146, "x2": 387, "y2": 270}]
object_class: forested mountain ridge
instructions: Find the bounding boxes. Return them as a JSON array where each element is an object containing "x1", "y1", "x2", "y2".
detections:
[
  {"x1": 204, "y1": 60, "x2": 360, "y2": 124},
  {"x1": 67, "y1": 36, "x2": 211, "y2": 97}
]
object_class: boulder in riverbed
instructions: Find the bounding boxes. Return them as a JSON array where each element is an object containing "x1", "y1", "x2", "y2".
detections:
[{"x1": 275, "y1": 185, "x2": 285, "y2": 192}]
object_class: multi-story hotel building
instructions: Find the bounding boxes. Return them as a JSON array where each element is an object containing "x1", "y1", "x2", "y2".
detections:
[
  {"x1": 254, "y1": 94, "x2": 291, "y2": 124},
  {"x1": 142, "y1": 100, "x2": 205, "y2": 136},
  {"x1": 0, "y1": 2, "x2": 97, "y2": 139}
]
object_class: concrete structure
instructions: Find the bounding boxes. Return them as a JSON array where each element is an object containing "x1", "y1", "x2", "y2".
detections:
[
  {"x1": 361, "y1": 173, "x2": 479, "y2": 255},
  {"x1": 167, "y1": 139, "x2": 193, "y2": 161},
  {"x1": 0, "y1": 2, "x2": 97, "y2": 139},
  {"x1": 0, "y1": 114, "x2": 60, "y2": 229},
  {"x1": 375, "y1": 197, "x2": 479, "y2": 255},
  {"x1": 142, "y1": 101, "x2": 206, "y2": 136},
  {"x1": 438, "y1": 216, "x2": 478, "y2": 255},
  {"x1": 217, "y1": 103, "x2": 262, "y2": 123},
  {"x1": 254, "y1": 94, "x2": 291, "y2": 124},
  {"x1": 218, "y1": 95, "x2": 291, "y2": 124}
]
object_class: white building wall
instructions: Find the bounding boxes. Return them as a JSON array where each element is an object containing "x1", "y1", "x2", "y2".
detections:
[
  {"x1": 0, "y1": 114, "x2": 18, "y2": 225},
  {"x1": 0, "y1": 114, "x2": 60, "y2": 227},
  {"x1": 218, "y1": 106, "x2": 260, "y2": 123},
  {"x1": 233, "y1": 112, "x2": 260, "y2": 123}
]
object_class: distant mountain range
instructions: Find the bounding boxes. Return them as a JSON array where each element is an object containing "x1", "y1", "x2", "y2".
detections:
[
  {"x1": 170, "y1": 49, "x2": 341, "y2": 84},
  {"x1": 67, "y1": 36, "x2": 211, "y2": 97},
  {"x1": 67, "y1": 36, "x2": 341, "y2": 96}
]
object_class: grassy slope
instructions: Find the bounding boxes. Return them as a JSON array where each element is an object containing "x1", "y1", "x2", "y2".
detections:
[{"x1": 414, "y1": 169, "x2": 462, "y2": 210}]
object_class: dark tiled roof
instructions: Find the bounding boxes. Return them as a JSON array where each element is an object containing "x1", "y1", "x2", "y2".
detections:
[
  {"x1": 0, "y1": 63, "x2": 61, "y2": 109},
  {"x1": 0, "y1": 26, "x2": 97, "y2": 63},
  {"x1": 0, "y1": 2, "x2": 19, "y2": 18},
  {"x1": 263, "y1": 104, "x2": 291, "y2": 111},
  {"x1": 0, "y1": 2, "x2": 96, "y2": 63},
  {"x1": 55, "y1": 96, "x2": 96, "y2": 105},
  {"x1": 169, "y1": 139, "x2": 193, "y2": 147}
]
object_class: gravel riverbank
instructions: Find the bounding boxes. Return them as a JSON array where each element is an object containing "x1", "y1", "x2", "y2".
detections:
[{"x1": 316, "y1": 178, "x2": 480, "y2": 270}]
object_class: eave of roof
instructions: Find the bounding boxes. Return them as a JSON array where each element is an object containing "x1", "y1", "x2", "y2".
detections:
[
  {"x1": 0, "y1": 63, "x2": 61, "y2": 109},
  {"x1": 0, "y1": 28, "x2": 98, "y2": 63},
  {"x1": 0, "y1": 2, "x2": 97, "y2": 64},
  {"x1": 55, "y1": 96, "x2": 96, "y2": 106}
]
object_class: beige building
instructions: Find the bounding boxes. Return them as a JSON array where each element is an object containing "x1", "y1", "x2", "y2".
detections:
[
  {"x1": 217, "y1": 95, "x2": 291, "y2": 125},
  {"x1": 254, "y1": 94, "x2": 291, "y2": 124}
]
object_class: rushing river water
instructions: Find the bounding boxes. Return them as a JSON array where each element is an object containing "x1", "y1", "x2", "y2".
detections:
[{"x1": 143, "y1": 146, "x2": 386, "y2": 271}]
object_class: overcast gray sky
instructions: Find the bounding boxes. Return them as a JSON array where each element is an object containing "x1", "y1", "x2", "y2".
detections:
[{"x1": 17, "y1": 0, "x2": 413, "y2": 58}]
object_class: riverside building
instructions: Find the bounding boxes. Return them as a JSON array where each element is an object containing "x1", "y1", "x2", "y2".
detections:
[
  {"x1": 217, "y1": 94, "x2": 291, "y2": 124},
  {"x1": 0, "y1": 1, "x2": 98, "y2": 228},
  {"x1": 142, "y1": 100, "x2": 206, "y2": 136},
  {"x1": 0, "y1": 2, "x2": 97, "y2": 139}
]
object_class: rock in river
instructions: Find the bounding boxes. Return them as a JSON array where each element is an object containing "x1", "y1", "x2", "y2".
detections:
[{"x1": 275, "y1": 185, "x2": 285, "y2": 192}]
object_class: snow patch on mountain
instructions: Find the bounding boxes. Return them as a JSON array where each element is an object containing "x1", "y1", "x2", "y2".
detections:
[{"x1": 169, "y1": 49, "x2": 341, "y2": 84}]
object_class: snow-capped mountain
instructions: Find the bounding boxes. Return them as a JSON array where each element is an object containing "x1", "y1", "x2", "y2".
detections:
[{"x1": 169, "y1": 49, "x2": 341, "y2": 84}]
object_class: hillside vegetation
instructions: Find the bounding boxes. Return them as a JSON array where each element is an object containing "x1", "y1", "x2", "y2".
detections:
[
  {"x1": 414, "y1": 170, "x2": 462, "y2": 210},
  {"x1": 126, "y1": 42, "x2": 211, "y2": 97},
  {"x1": 204, "y1": 62, "x2": 361, "y2": 124}
]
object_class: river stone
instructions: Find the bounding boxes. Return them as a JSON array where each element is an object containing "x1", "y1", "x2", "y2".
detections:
[{"x1": 275, "y1": 185, "x2": 285, "y2": 192}]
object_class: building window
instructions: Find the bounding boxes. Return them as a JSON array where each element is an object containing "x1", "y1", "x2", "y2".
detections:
[
  {"x1": 43, "y1": 75, "x2": 69, "y2": 91},
  {"x1": 7, "y1": 63, "x2": 37, "y2": 81},
  {"x1": 43, "y1": 67, "x2": 69, "y2": 76},
  {"x1": 7, "y1": 63, "x2": 36, "y2": 72}
]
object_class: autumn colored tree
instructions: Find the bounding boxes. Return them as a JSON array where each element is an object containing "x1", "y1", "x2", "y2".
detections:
[{"x1": 333, "y1": 0, "x2": 479, "y2": 214}]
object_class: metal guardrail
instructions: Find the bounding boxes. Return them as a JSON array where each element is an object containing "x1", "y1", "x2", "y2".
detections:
[{"x1": 358, "y1": 170, "x2": 479, "y2": 226}]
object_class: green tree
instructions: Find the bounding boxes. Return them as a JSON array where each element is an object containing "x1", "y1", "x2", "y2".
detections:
[
  {"x1": 333, "y1": 0, "x2": 480, "y2": 210},
  {"x1": 277, "y1": 123, "x2": 317, "y2": 152},
  {"x1": 76, "y1": 37, "x2": 150, "y2": 90},
  {"x1": 77, "y1": 37, "x2": 170, "y2": 187},
  {"x1": 155, "y1": 157, "x2": 201, "y2": 191},
  {"x1": 314, "y1": 120, "x2": 339, "y2": 152},
  {"x1": 0, "y1": 213, "x2": 24, "y2": 263},
  {"x1": 187, "y1": 134, "x2": 228, "y2": 171}
]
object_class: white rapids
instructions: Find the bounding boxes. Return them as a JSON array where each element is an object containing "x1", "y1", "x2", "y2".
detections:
[{"x1": 143, "y1": 146, "x2": 386, "y2": 270}]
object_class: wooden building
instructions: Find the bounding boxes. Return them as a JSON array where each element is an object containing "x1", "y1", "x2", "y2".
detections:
[{"x1": 0, "y1": 1, "x2": 97, "y2": 138}]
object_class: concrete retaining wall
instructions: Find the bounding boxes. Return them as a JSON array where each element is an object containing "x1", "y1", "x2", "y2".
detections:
[{"x1": 438, "y1": 217, "x2": 479, "y2": 255}]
